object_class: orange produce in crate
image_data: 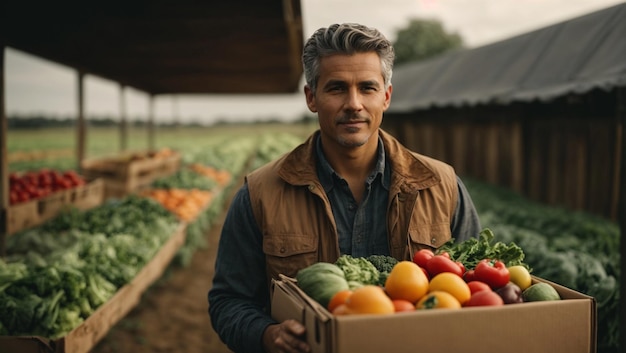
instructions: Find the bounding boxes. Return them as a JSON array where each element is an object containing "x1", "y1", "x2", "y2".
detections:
[
  {"x1": 189, "y1": 164, "x2": 231, "y2": 186},
  {"x1": 141, "y1": 188, "x2": 213, "y2": 221},
  {"x1": 344, "y1": 285, "x2": 395, "y2": 315}
]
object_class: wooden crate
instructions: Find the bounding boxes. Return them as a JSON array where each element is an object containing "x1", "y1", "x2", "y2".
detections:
[
  {"x1": 81, "y1": 152, "x2": 181, "y2": 199},
  {"x1": 0, "y1": 223, "x2": 188, "y2": 353},
  {"x1": 5, "y1": 179, "x2": 105, "y2": 236}
]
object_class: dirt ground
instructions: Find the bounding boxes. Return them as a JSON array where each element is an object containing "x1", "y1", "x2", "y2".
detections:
[{"x1": 91, "y1": 188, "x2": 238, "y2": 353}]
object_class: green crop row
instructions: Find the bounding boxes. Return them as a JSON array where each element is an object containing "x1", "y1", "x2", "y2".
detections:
[{"x1": 464, "y1": 178, "x2": 620, "y2": 353}]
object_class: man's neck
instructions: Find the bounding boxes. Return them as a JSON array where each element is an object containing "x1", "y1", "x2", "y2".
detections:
[{"x1": 320, "y1": 133, "x2": 379, "y2": 181}]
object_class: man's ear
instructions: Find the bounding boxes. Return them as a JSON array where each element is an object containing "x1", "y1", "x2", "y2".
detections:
[
  {"x1": 304, "y1": 85, "x2": 317, "y2": 113},
  {"x1": 383, "y1": 84, "x2": 393, "y2": 111}
]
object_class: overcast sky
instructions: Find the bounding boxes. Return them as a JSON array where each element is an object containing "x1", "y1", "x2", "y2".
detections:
[{"x1": 5, "y1": 0, "x2": 625, "y2": 124}]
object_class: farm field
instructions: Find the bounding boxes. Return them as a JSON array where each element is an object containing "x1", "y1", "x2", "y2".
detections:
[
  {"x1": 7, "y1": 122, "x2": 318, "y2": 172},
  {"x1": 2, "y1": 122, "x2": 620, "y2": 353}
]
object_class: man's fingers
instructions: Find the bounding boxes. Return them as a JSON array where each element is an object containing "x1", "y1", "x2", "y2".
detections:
[{"x1": 283, "y1": 319, "x2": 306, "y2": 336}]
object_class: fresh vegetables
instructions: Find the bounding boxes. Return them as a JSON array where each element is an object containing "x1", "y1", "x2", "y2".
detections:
[
  {"x1": 416, "y1": 291, "x2": 461, "y2": 309},
  {"x1": 522, "y1": 283, "x2": 561, "y2": 302},
  {"x1": 188, "y1": 164, "x2": 231, "y2": 186},
  {"x1": 334, "y1": 255, "x2": 380, "y2": 288},
  {"x1": 507, "y1": 265, "x2": 532, "y2": 290},
  {"x1": 464, "y1": 290, "x2": 504, "y2": 307},
  {"x1": 383, "y1": 261, "x2": 429, "y2": 303},
  {"x1": 365, "y1": 255, "x2": 398, "y2": 286},
  {"x1": 425, "y1": 252, "x2": 464, "y2": 278},
  {"x1": 140, "y1": 188, "x2": 213, "y2": 221},
  {"x1": 427, "y1": 272, "x2": 471, "y2": 305},
  {"x1": 151, "y1": 168, "x2": 218, "y2": 190},
  {"x1": 0, "y1": 195, "x2": 181, "y2": 338},
  {"x1": 296, "y1": 227, "x2": 568, "y2": 317},
  {"x1": 473, "y1": 259, "x2": 510, "y2": 289},
  {"x1": 9, "y1": 169, "x2": 86, "y2": 204},
  {"x1": 295, "y1": 262, "x2": 350, "y2": 309},
  {"x1": 495, "y1": 282, "x2": 523, "y2": 304},
  {"x1": 340, "y1": 285, "x2": 395, "y2": 315},
  {"x1": 437, "y1": 228, "x2": 527, "y2": 270},
  {"x1": 327, "y1": 289, "x2": 353, "y2": 313},
  {"x1": 411, "y1": 249, "x2": 434, "y2": 268},
  {"x1": 466, "y1": 281, "x2": 491, "y2": 295}
]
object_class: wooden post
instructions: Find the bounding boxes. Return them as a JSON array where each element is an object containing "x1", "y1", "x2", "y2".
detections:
[
  {"x1": 120, "y1": 84, "x2": 127, "y2": 151},
  {"x1": 618, "y1": 87, "x2": 626, "y2": 353},
  {"x1": 148, "y1": 95, "x2": 155, "y2": 150},
  {"x1": 77, "y1": 70, "x2": 86, "y2": 171},
  {"x1": 0, "y1": 45, "x2": 7, "y2": 256},
  {"x1": 172, "y1": 95, "x2": 179, "y2": 130}
]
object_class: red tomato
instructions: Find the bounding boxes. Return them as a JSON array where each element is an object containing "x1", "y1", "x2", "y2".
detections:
[
  {"x1": 464, "y1": 290, "x2": 504, "y2": 307},
  {"x1": 463, "y1": 269, "x2": 477, "y2": 282},
  {"x1": 9, "y1": 191, "x2": 18, "y2": 204},
  {"x1": 426, "y1": 255, "x2": 464, "y2": 277},
  {"x1": 456, "y1": 261, "x2": 466, "y2": 275},
  {"x1": 467, "y1": 281, "x2": 492, "y2": 295},
  {"x1": 392, "y1": 299, "x2": 416, "y2": 313},
  {"x1": 412, "y1": 249, "x2": 434, "y2": 268},
  {"x1": 18, "y1": 191, "x2": 30, "y2": 202},
  {"x1": 420, "y1": 266, "x2": 430, "y2": 280}
]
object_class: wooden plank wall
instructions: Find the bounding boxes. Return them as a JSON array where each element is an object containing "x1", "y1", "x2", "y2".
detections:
[{"x1": 383, "y1": 92, "x2": 621, "y2": 221}]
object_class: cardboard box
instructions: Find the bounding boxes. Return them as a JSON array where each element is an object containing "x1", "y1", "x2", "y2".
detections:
[
  {"x1": 271, "y1": 275, "x2": 597, "y2": 353},
  {"x1": 0, "y1": 223, "x2": 188, "y2": 353}
]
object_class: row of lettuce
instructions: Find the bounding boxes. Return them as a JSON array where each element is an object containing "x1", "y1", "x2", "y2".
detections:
[
  {"x1": 0, "y1": 132, "x2": 304, "y2": 339},
  {"x1": 1, "y1": 132, "x2": 619, "y2": 352}
]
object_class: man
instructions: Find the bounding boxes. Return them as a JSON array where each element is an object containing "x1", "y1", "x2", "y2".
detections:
[{"x1": 208, "y1": 23, "x2": 481, "y2": 353}]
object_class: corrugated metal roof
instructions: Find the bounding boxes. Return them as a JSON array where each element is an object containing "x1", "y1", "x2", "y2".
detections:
[{"x1": 388, "y1": 2, "x2": 626, "y2": 113}]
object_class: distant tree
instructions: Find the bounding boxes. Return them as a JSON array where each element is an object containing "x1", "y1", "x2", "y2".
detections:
[{"x1": 392, "y1": 18, "x2": 464, "y2": 65}]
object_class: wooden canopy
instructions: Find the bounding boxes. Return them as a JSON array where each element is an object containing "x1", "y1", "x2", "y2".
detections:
[{"x1": 1, "y1": 1, "x2": 304, "y2": 94}]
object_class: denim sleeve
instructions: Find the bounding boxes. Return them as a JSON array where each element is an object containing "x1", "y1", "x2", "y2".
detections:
[
  {"x1": 450, "y1": 176, "x2": 482, "y2": 243},
  {"x1": 208, "y1": 183, "x2": 276, "y2": 353}
]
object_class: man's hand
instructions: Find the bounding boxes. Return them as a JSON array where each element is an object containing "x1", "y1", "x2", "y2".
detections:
[{"x1": 262, "y1": 319, "x2": 310, "y2": 353}]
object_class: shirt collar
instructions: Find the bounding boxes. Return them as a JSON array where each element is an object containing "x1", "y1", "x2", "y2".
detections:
[{"x1": 315, "y1": 134, "x2": 389, "y2": 192}]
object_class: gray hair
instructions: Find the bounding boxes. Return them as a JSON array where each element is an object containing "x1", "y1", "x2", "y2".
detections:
[{"x1": 302, "y1": 23, "x2": 395, "y2": 94}]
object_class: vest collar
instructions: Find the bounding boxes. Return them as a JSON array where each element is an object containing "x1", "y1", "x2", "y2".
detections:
[{"x1": 278, "y1": 129, "x2": 442, "y2": 192}]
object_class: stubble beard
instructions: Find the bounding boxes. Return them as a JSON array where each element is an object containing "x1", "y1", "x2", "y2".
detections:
[{"x1": 337, "y1": 127, "x2": 370, "y2": 147}]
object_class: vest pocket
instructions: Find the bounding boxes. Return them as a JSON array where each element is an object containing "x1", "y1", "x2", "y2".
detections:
[
  {"x1": 407, "y1": 222, "x2": 451, "y2": 253},
  {"x1": 263, "y1": 233, "x2": 318, "y2": 279}
]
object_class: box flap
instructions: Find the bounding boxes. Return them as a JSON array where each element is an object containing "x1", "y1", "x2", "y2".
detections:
[
  {"x1": 271, "y1": 277, "x2": 333, "y2": 353},
  {"x1": 275, "y1": 275, "x2": 333, "y2": 322}
]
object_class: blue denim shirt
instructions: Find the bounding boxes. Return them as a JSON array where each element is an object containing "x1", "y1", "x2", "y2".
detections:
[
  {"x1": 208, "y1": 135, "x2": 481, "y2": 353},
  {"x1": 316, "y1": 135, "x2": 391, "y2": 257}
]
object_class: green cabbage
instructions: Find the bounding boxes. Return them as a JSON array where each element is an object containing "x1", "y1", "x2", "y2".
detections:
[{"x1": 296, "y1": 262, "x2": 350, "y2": 308}]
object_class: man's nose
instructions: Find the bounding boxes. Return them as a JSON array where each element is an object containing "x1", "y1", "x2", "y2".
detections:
[{"x1": 344, "y1": 88, "x2": 364, "y2": 111}]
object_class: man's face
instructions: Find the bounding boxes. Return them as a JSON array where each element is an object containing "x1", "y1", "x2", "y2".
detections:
[{"x1": 305, "y1": 52, "x2": 392, "y2": 149}]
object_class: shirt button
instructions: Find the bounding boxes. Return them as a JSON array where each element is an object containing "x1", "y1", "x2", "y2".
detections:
[
  {"x1": 308, "y1": 184, "x2": 315, "y2": 191},
  {"x1": 431, "y1": 237, "x2": 437, "y2": 245},
  {"x1": 280, "y1": 247, "x2": 286, "y2": 253}
]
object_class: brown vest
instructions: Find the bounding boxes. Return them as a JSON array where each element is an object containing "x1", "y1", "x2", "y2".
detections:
[{"x1": 246, "y1": 130, "x2": 458, "y2": 282}]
